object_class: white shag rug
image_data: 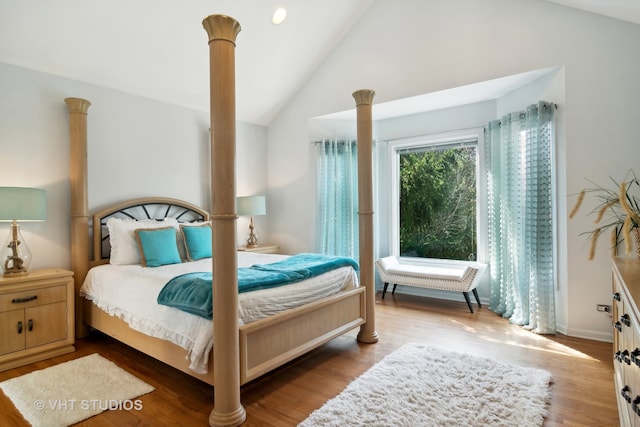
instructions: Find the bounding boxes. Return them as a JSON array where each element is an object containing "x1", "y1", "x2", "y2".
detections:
[
  {"x1": 0, "y1": 353, "x2": 155, "y2": 427},
  {"x1": 299, "y1": 343, "x2": 552, "y2": 427}
]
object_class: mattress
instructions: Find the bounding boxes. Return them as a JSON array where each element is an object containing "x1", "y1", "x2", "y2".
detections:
[{"x1": 80, "y1": 252, "x2": 358, "y2": 373}]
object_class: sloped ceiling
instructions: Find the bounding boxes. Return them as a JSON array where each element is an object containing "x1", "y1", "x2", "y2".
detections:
[
  {"x1": 0, "y1": 0, "x2": 638, "y2": 126},
  {"x1": 545, "y1": 0, "x2": 640, "y2": 25},
  {"x1": 0, "y1": 0, "x2": 375, "y2": 126}
]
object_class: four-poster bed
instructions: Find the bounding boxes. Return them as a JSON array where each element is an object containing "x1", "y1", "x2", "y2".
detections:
[{"x1": 65, "y1": 14, "x2": 377, "y2": 427}]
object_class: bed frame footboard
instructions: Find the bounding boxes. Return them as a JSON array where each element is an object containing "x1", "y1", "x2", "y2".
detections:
[
  {"x1": 83, "y1": 285, "x2": 365, "y2": 387},
  {"x1": 239, "y1": 286, "x2": 366, "y2": 383}
]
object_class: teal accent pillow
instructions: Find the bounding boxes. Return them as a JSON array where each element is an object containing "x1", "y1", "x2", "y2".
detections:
[
  {"x1": 134, "y1": 227, "x2": 182, "y2": 267},
  {"x1": 181, "y1": 223, "x2": 212, "y2": 261}
]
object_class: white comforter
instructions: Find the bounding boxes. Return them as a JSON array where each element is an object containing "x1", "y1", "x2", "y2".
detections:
[{"x1": 80, "y1": 252, "x2": 358, "y2": 373}]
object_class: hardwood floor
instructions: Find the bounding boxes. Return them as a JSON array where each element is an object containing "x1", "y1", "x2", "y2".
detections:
[{"x1": 0, "y1": 292, "x2": 618, "y2": 426}]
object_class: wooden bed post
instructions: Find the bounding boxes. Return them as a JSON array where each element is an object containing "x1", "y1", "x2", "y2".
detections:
[
  {"x1": 353, "y1": 89, "x2": 379, "y2": 344},
  {"x1": 202, "y1": 15, "x2": 246, "y2": 427},
  {"x1": 64, "y1": 97, "x2": 91, "y2": 339}
]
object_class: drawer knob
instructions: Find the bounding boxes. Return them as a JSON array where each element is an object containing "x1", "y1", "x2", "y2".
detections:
[
  {"x1": 634, "y1": 396, "x2": 640, "y2": 416},
  {"x1": 622, "y1": 385, "x2": 633, "y2": 403},
  {"x1": 614, "y1": 292, "x2": 621, "y2": 301},
  {"x1": 615, "y1": 321, "x2": 623, "y2": 332},
  {"x1": 632, "y1": 348, "x2": 640, "y2": 366},
  {"x1": 621, "y1": 314, "x2": 632, "y2": 327},
  {"x1": 11, "y1": 295, "x2": 38, "y2": 304},
  {"x1": 17, "y1": 321, "x2": 23, "y2": 334}
]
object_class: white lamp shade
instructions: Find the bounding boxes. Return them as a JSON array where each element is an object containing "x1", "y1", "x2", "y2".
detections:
[
  {"x1": 0, "y1": 187, "x2": 47, "y2": 222},
  {"x1": 237, "y1": 195, "x2": 266, "y2": 216}
]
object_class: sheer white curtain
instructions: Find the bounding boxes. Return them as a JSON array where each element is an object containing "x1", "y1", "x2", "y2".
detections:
[
  {"x1": 486, "y1": 101, "x2": 556, "y2": 334},
  {"x1": 316, "y1": 139, "x2": 358, "y2": 258}
]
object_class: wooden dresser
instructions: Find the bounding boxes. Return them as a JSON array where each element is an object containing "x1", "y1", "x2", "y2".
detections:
[
  {"x1": 0, "y1": 269, "x2": 75, "y2": 371},
  {"x1": 612, "y1": 257, "x2": 640, "y2": 426}
]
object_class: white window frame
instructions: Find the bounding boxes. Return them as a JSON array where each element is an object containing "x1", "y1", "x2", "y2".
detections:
[{"x1": 387, "y1": 128, "x2": 487, "y2": 264}]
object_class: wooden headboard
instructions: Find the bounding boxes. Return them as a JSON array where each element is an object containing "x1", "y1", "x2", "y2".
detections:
[{"x1": 90, "y1": 197, "x2": 210, "y2": 266}]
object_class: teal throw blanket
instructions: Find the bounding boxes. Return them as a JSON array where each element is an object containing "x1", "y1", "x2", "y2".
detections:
[{"x1": 157, "y1": 253, "x2": 358, "y2": 319}]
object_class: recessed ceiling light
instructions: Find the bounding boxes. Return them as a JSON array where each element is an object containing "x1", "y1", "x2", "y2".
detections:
[{"x1": 272, "y1": 7, "x2": 287, "y2": 25}]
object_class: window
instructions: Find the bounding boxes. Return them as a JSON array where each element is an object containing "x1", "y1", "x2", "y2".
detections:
[{"x1": 389, "y1": 129, "x2": 486, "y2": 262}]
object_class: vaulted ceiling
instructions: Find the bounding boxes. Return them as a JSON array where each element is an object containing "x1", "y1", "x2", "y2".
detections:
[{"x1": 0, "y1": 0, "x2": 638, "y2": 126}]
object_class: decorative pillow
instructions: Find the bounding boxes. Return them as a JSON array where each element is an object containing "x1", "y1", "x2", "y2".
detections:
[
  {"x1": 175, "y1": 221, "x2": 209, "y2": 261},
  {"x1": 134, "y1": 226, "x2": 182, "y2": 267},
  {"x1": 107, "y1": 217, "x2": 178, "y2": 265},
  {"x1": 180, "y1": 222, "x2": 212, "y2": 261}
]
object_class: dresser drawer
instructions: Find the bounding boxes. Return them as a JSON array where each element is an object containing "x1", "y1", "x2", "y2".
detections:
[
  {"x1": 0, "y1": 269, "x2": 75, "y2": 371},
  {"x1": 0, "y1": 285, "x2": 67, "y2": 312}
]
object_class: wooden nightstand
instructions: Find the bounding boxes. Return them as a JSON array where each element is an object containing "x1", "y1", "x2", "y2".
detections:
[
  {"x1": 237, "y1": 244, "x2": 280, "y2": 254},
  {"x1": 0, "y1": 269, "x2": 75, "y2": 371}
]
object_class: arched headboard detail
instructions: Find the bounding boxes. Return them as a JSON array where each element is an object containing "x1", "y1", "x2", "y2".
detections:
[{"x1": 90, "y1": 197, "x2": 210, "y2": 266}]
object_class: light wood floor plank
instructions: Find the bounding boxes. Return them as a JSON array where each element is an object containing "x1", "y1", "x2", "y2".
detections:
[{"x1": 0, "y1": 292, "x2": 617, "y2": 426}]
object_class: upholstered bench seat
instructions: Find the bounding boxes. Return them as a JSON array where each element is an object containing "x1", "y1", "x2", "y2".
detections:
[{"x1": 375, "y1": 256, "x2": 485, "y2": 312}]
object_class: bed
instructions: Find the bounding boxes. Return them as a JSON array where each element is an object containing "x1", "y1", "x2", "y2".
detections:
[
  {"x1": 64, "y1": 14, "x2": 377, "y2": 426},
  {"x1": 77, "y1": 198, "x2": 364, "y2": 385}
]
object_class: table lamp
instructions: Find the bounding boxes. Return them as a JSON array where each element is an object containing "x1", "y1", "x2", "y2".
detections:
[
  {"x1": 237, "y1": 195, "x2": 266, "y2": 248},
  {"x1": 0, "y1": 187, "x2": 47, "y2": 277}
]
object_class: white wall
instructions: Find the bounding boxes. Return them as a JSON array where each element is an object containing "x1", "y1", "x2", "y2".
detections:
[
  {"x1": 0, "y1": 62, "x2": 268, "y2": 271},
  {"x1": 267, "y1": 0, "x2": 640, "y2": 341},
  {"x1": 307, "y1": 70, "x2": 563, "y2": 311}
]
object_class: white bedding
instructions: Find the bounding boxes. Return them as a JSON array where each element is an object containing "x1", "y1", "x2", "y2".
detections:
[{"x1": 80, "y1": 252, "x2": 358, "y2": 373}]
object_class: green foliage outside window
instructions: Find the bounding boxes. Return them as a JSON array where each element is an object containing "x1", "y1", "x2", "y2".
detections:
[{"x1": 399, "y1": 146, "x2": 477, "y2": 260}]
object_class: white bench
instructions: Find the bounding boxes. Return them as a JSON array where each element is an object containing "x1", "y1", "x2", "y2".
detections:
[{"x1": 375, "y1": 256, "x2": 485, "y2": 313}]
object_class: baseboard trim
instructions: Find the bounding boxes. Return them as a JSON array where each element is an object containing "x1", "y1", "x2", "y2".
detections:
[{"x1": 563, "y1": 327, "x2": 613, "y2": 343}]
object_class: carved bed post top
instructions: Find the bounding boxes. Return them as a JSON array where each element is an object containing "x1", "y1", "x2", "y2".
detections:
[
  {"x1": 64, "y1": 98, "x2": 91, "y2": 114},
  {"x1": 202, "y1": 14, "x2": 241, "y2": 44},
  {"x1": 352, "y1": 89, "x2": 375, "y2": 107}
]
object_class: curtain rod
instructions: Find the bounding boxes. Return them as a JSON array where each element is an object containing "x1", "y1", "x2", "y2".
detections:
[
  {"x1": 313, "y1": 103, "x2": 557, "y2": 145},
  {"x1": 312, "y1": 139, "x2": 363, "y2": 145}
]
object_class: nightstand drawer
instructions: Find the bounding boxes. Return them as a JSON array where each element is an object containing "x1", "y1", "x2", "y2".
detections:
[
  {"x1": 0, "y1": 285, "x2": 66, "y2": 312},
  {"x1": 0, "y1": 269, "x2": 75, "y2": 371}
]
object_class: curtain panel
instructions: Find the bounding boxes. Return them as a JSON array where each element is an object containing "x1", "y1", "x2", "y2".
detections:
[
  {"x1": 485, "y1": 101, "x2": 556, "y2": 334},
  {"x1": 316, "y1": 139, "x2": 359, "y2": 258}
]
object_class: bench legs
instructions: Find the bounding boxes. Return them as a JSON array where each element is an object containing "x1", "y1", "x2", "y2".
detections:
[
  {"x1": 472, "y1": 288, "x2": 481, "y2": 306},
  {"x1": 462, "y1": 288, "x2": 482, "y2": 313},
  {"x1": 381, "y1": 282, "x2": 397, "y2": 299},
  {"x1": 383, "y1": 282, "x2": 481, "y2": 313}
]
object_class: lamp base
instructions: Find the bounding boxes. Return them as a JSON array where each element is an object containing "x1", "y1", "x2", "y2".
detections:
[
  {"x1": 3, "y1": 268, "x2": 28, "y2": 277},
  {"x1": 3, "y1": 254, "x2": 28, "y2": 277},
  {"x1": 246, "y1": 217, "x2": 259, "y2": 248},
  {"x1": 2, "y1": 221, "x2": 32, "y2": 277}
]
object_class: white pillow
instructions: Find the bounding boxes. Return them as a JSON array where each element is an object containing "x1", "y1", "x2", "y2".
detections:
[{"x1": 107, "y1": 217, "x2": 179, "y2": 265}]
